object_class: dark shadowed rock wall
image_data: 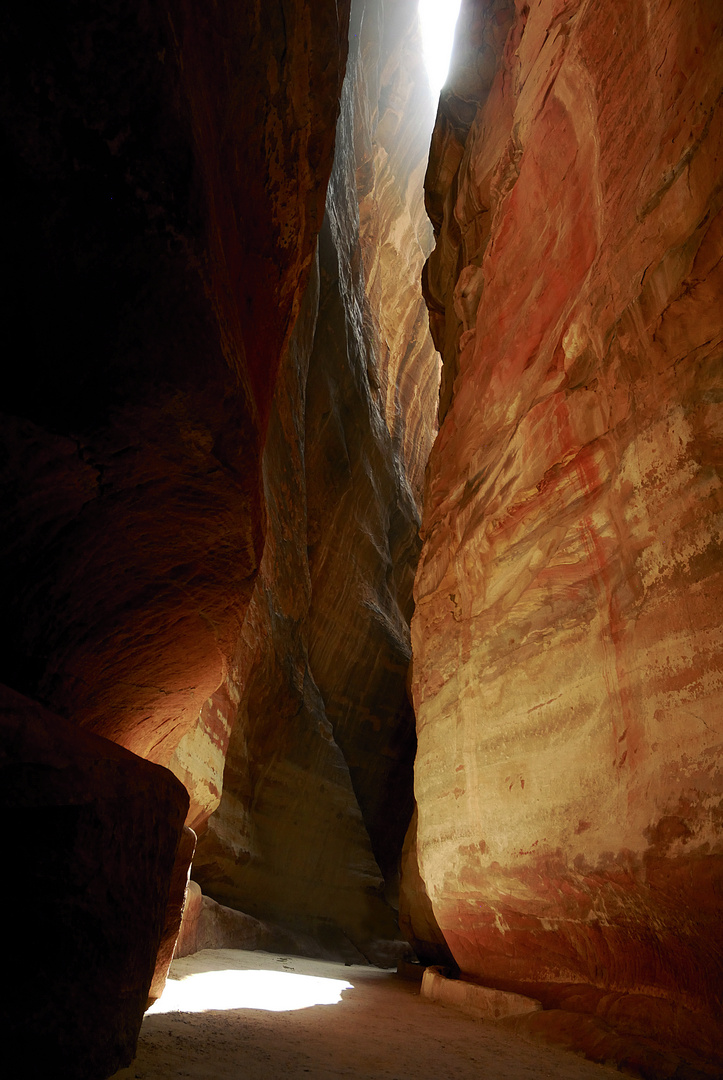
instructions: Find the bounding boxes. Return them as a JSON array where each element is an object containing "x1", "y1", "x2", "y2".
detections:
[
  {"x1": 1, "y1": 0, "x2": 349, "y2": 762},
  {"x1": 1, "y1": 1, "x2": 350, "y2": 1074},
  {"x1": 413, "y1": 0, "x2": 723, "y2": 1071}
]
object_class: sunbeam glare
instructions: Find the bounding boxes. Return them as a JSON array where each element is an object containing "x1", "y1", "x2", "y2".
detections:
[
  {"x1": 418, "y1": 0, "x2": 463, "y2": 96},
  {"x1": 147, "y1": 968, "x2": 353, "y2": 1014}
]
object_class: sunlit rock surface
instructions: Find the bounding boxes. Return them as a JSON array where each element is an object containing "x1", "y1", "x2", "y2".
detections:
[
  {"x1": 192, "y1": 0, "x2": 440, "y2": 964},
  {"x1": 398, "y1": 806, "x2": 455, "y2": 966},
  {"x1": 354, "y1": 0, "x2": 441, "y2": 503},
  {"x1": 413, "y1": 0, "x2": 723, "y2": 1069}
]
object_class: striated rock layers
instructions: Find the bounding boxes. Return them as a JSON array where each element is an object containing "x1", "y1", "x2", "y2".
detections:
[
  {"x1": 413, "y1": 0, "x2": 723, "y2": 1069},
  {"x1": 192, "y1": 0, "x2": 440, "y2": 963},
  {"x1": 1, "y1": 2, "x2": 349, "y2": 1075}
]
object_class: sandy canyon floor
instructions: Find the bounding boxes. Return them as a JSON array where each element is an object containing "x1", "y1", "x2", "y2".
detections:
[{"x1": 110, "y1": 949, "x2": 623, "y2": 1080}]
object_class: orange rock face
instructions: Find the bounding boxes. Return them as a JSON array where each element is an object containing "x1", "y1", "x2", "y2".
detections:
[{"x1": 413, "y1": 0, "x2": 723, "y2": 1066}]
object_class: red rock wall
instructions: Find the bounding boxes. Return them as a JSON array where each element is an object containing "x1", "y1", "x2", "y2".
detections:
[
  {"x1": 413, "y1": 0, "x2": 723, "y2": 1067},
  {"x1": 0, "y1": 0, "x2": 349, "y2": 761},
  {"x1": 1, "y1": 2, "x2": 349, "y2": 1073},
  {"x1": 192, "y1": 0, "x2": 441, "y2": 964}
]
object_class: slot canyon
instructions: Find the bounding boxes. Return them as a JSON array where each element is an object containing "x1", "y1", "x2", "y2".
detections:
[{"x1": 1, "y1": 0, "x2": 721, "y2": 1077}]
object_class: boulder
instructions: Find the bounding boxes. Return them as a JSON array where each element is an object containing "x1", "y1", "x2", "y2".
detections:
[{"x1": 1, "y1": 685, "x2": 188, "y2": 1078}]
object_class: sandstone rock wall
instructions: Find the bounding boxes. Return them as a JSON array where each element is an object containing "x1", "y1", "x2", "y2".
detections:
[
  {"x1": 413, "y1": 0, "x2": 723, "y2": 1067},
  {"x1": 1, "y1": 0, "x2": 349, "y2": 765},
  {"x1": 192, "y1": 0, "x2": 440, "y2": 963},
  {"x1": 354, "y1": 0, "x2": 441, "y2": 503},
  {"x1": 192, "y1": 248, "x2": 403, "y2": 963},
  {"x1": 1, "y1": 2, "x2": 350, "y2": 1073},
  {"x1": 174, "y1": 882, "x2": 334, "y2": 961}
]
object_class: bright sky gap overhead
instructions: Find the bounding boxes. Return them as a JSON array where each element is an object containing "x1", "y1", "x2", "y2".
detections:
[{"x1": 418, "y1": 0, "x2": 463, "y2": 96}]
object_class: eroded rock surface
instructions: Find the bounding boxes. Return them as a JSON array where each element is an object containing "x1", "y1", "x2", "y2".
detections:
[
  {"x1": 353, "y1": 0, "x2": 441, "y2": 503},
  {"x1": 398, "y1": 806, "x2": 455, "y2": 966},
  {"x1": 413, "y1": 0, "x2": 723, "y2": 1068},
  {"x1": 192, "y1": 0, "x2": 440, "y2": 963}
]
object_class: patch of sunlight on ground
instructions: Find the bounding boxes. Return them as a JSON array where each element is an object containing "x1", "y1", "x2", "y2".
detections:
[
  {"x1": 418, "y1": 0, "x2": 463, "y2": 96},
  {"x1": 147, "y1": 968, "x2": 353, "y2": 1014}
]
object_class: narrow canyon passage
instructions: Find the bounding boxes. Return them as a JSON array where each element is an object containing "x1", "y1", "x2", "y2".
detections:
[
  {"x1": 2, "y1": 1, "x2": 721, "y2": 1078},
  {"x1": 111, "y1": 950, "x2": 622, "y2": 1080}
]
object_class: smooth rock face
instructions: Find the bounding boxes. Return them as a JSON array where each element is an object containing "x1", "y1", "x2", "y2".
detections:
[
  {"x1": 174, "y1": 880, "x2": 205, "y2": 958},
  {"x1": 192, "y1": 0, "x2": 440, "y2": 963},
  {"x1": 353, "y1": 0, "x2": 441, "y2": 503},
  {"x1": 413, "y1": 0, "x2": 723, "y2": 1065},
  {"x1": 1, "y1": 685, "x2": 188, "y2": 1079},
  {"x1": 398, "y1": 807, "x2": 455, "y2": 965},
  {"x1": 0, "y1": 0, "x2": 350, "y2": 766},
  {"x1": 1, "y1": 2, "x2": 350, "y2": 1072}
]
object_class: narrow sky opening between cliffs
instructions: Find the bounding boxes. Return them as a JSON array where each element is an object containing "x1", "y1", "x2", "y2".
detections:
[{"x1": 418, "y1": 0, "x2": 463, "y2": 95}]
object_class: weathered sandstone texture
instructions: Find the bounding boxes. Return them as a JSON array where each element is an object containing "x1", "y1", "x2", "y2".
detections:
[
  {"x1": 192, "y1": 0, "x2": 440, "y2": 963},
  {"x1": 398, "y1": 806, "x2": 455, "y2": 965},
  {"x1": 1, "y1": 1, "x2": 349, "y2": 1073},
  {"x1": 353, "y1": 0, "x2": 441, "y2": 503},
  {"x1": 413, "y1": 0, "x2": 723, "y2": 1068},
  {"x1": 1, "y1": 684, "x2": 188, "y2": 1079}
]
